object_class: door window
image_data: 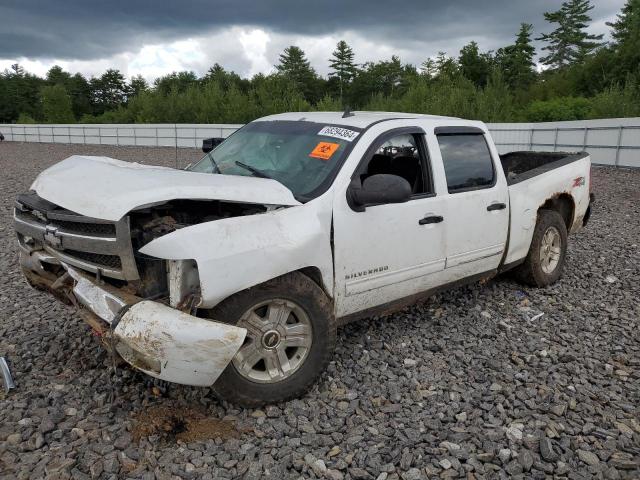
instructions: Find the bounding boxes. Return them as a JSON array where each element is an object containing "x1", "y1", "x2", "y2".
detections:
[
  {"x1": 360, "y1": 133, "x2": 433, "y2": 195},
  {"x1": 436, "y1": 134, "x2": 495, "y2": 193}
]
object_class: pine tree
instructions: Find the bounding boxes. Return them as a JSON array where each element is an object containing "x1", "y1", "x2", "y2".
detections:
[
  {"x1": 420, "y1": 58, "x2": 437, "y2": 78},
  {"x1": 496, "y1": 23, "x2": 536, "y2": 90},
  {"x1": 329, "y1": 40, "x2": 357, "y2": 102},
  {"x1": 275, "y1": 46, "x2": 319, "y2": 102},
  {"x1": 607, "y1": 0, "x2": 640, "y2": 43},
  {"x1": 606, "y1": 0, "x2": 640, "y2": 80},
  {"x1": 129, "y1": 75, "x2": 148, "y2": 97},
  {"x1": 538, "y1": 0, "x2": 604, "y2": 68},
  {"x1": 458, "y1": 41, "x2": 493, "y2": 87}
]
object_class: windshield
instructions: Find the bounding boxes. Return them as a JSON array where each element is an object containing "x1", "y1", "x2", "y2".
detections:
[{"x1": 189, "y1": 121, "x2": 361, "y2": 200}]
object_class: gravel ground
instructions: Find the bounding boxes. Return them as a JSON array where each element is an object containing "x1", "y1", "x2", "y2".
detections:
[{"x1": 0, "y1": 142, "x2": 638, "y2": 480}]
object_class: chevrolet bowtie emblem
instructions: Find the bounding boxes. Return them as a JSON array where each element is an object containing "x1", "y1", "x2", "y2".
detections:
[{"x1": 43, "y1": 226, "x2": 62, "y2": 248}]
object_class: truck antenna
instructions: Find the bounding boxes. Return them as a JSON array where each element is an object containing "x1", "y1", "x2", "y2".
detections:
[{"x1": 342, "y1": 107, "x2": 354, "y2": 118}]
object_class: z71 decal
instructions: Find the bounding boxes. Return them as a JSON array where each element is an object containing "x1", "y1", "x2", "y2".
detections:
[{"x1": 573, "y1": 176, "x2": 586, "y2": 187}]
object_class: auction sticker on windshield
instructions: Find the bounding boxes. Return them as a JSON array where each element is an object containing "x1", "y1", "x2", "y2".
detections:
[
  {"x1": 318, "y1": 126, "x2": 360, "y2": 142},
  {"x1": 309, "y1": 142, "x2": 340, "y2": 160}
]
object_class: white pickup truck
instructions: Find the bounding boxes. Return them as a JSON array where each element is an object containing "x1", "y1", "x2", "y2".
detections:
[{"x1": 15, "y1": 112, "x2": 593, "y2": 406}]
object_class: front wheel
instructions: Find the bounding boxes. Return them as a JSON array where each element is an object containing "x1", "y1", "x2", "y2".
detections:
[
  {"x1": 207, "y1": 272, "x2": 336, "y2": 407},
  {"x1": 514, "y1": 209, "x2": 568, "y2": 287}
]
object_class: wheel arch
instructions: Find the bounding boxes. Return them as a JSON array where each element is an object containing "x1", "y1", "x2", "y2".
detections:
[
  {"x1": 198, "y1": 266, "x2": 334, "y2": 317},
  {"x1": 539, "y1": 193, "x2": 575, "y2": 232}
]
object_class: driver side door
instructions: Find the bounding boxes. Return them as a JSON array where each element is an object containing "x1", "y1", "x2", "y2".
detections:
[{"x1": 332, "y1": 128, "x2": 447, "y2": 318}]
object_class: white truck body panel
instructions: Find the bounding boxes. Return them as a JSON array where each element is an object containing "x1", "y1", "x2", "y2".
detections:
[
  {"x1": 504, "y1": 155, "x2": 591, "y2": 264},
  {"x1": 139, "y1": 195, "x2": 335, "y2": 308},
  {"x1": 31, "y1": 155, "x2": 299, "y2": 221}
]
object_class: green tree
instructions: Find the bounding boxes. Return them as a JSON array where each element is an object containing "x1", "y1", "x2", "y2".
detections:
[
  {"x1": 496, "y1": 23, "x2": 537, "y2": 90},
  {"x1": 153, "y1": 71, "x2": 199, "y2": 95},
  {"x1": 275, "y1": 46, "x2": 320, "y2": 102},
  {"x1": 0, "y1": 64, "x2": 44, "y2": 122},
  {"x1": 458, "y1": 41, "x2": 493, "y2": 87},
  {"x1": 129, "y1": 75, "x2": 149, "y2": 97},
  {"x1": 538, "y1": 0, "x2": 604, "y2": 68},
  {"x1": 435, "y1": 52, "x2": 459, "y2": 78},
  {"x1": 90, "y1": 69, "x2": 130, "y2": 114},
  {"x1": 329, "y1": 40, "x2": 358, "y2": 103},
  {"x1": 41, "y1": 84, "x2": 75, "y2": 123},
  {"x1": 606, "y1": 0, "x2": 640, "y2": 82},
  {"x1": 420, "y1": 58, "x2": 438, "y2": 79}
]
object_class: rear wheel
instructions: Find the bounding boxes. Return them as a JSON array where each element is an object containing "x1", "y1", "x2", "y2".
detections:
[
  {"x1": 208, "y1": 272, "x2": 335, "y2": 407},
  {"x1": 514, "y1": 209, "x2": 568, "y2": 287}
]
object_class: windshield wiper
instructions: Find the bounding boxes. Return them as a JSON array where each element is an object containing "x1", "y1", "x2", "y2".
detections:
[{"x1": 234, "y1": 161, "x2": 273, "y2": 180}]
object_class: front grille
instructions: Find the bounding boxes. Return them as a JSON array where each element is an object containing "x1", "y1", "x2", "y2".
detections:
[
  {"x1": 14, "y1": 192, "x2": 139, "y2": 281},
  {"x1": 64, "y1": 250, "x2": 122, "y2": 269},
  {"x1": 54, "y1": 220, "x2": 116, "y2": 236}
]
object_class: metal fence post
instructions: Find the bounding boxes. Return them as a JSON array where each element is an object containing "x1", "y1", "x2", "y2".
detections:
[
  {"x1": 174, "y1": 124, "x2": 178, "y2": 168},
  {"x1": 553, "y1": 127, "x2": 559, "y2": 152},
  {"x1": 37, "y1": 126, "x2": 41, "y2": 143},
  {"x1": 528, "y1": 128, "x2": 534, "y2": 150},
  {"x1": 615, "y1": 126, "x2": 623, "y2": 167},
  {"x1": 83, "y1": 126, "x2": 86, "y2": 145},
  {"x1": 116, "y1": 126, "x2": 120, "y2": 146}
]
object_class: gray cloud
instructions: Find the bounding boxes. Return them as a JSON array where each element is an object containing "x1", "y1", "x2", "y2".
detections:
[{"x1": 0, "y1": 0, "x2": 625, "y2": 68}]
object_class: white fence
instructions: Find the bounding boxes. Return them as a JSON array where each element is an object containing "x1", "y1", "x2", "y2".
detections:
[{"x1": 1, "y1": 118, "x2": 639, "y2": 168}]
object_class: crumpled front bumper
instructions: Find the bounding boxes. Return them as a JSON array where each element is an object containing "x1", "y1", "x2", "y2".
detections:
[{"x1": 19, "y1": 250, "x2": 246, "y2": 387}]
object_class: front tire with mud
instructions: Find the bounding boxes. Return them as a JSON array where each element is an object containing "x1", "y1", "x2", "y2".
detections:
[
  {"x1": 208, "y1": 272, "x2": 336, "y2": 407},
  {"x1": 514, "y1": 209, "x2": 568, "y2": 287}
]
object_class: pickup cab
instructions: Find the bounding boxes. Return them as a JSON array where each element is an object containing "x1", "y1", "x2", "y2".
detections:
[{"x1": 15, "y1": 112, "x2": 593, "y2": 406}]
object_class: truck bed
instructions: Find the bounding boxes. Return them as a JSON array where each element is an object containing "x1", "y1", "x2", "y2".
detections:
[{"x1": 500, "y1": 151, "x2": 589, "y2": 185}]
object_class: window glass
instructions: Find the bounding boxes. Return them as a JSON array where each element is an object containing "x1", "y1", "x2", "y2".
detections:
[
  {"x1": 361, "y1": 133, "x2": 431, "y2": 195},
  {"x1": 436, "y1": 134, "x2": 495, "y2": 192},
  {"x1": 189, "y1": 121, "x2": 359, "y2": 200}
]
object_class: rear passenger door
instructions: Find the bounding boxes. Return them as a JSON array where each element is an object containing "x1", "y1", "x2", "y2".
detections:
[{"x1": 433, "y1": 127, "x2": 509, "y2": 275}]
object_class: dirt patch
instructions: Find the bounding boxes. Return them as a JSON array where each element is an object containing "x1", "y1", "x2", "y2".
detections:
[{"x1": 131, "y1": 404, "x2": 239, "y2": 443}]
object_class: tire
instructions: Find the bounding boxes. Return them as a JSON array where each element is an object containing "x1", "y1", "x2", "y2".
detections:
[
  {"x1": 207, "y1": 272, "x2": 336, "y2": 407},
  {"x1": 514, "y1": 209, "x2": 568, "y2": 287}
]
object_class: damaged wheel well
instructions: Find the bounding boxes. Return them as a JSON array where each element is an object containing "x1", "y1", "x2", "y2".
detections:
[
  {"x1": 539, "y1": 194, "x2": 574, "y2": 230},
  {"x1": 297, "y1": 266, "x2": 332, "y2": 299}
]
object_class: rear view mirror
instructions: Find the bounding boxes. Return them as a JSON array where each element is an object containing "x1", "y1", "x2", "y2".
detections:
[
  {"x1": 202, "y1": 137, "x2": 224, "y2": 153},
  {"x1": 348, "y1": 174, "x2": 411, "y2": 211}
]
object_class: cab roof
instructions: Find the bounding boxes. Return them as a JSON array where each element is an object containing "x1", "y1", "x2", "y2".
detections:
[{"x1": 258, "y1": 111, "x2": 462, "y2": 129}]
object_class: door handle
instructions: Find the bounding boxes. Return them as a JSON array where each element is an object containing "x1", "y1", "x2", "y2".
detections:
[
  {"x1": 419, "y1": 215, "x2": 443, "y2": 225},
  {"x1": 487, "y1": 203, "x2": 507, "y2": 211}
]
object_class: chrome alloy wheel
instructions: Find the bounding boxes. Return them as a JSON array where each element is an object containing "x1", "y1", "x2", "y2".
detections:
[
  {"x1": 540, "y1": 225, "x2": 562, "y2": 274},
  {"x1": 232, "y1": 299, "x2": 313, "y2": 383}
]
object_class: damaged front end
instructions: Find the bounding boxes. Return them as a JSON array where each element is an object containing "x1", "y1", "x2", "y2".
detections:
[
  {"x1": 15, "y1": 192, "x2": 251, "y2": 387},
  {"x1": 19, "y1": 251, "x2": 246, "y2": 386}
]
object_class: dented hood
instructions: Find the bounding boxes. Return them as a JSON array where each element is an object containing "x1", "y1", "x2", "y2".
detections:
[{"x1": 31, "y1": 155, "x2": 300, "y2": 221}]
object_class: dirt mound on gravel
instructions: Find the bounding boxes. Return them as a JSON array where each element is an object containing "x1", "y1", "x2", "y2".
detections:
[{"x1": 132, "y1": 405, "x2": 239, "y2": 443}]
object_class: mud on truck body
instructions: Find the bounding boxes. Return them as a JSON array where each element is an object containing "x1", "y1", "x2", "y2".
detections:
[{"x1": 15, "y1": 112, "x2": 594, "y2": 406}]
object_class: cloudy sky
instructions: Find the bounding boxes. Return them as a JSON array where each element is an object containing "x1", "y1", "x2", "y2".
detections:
[{"x1": 0, "y1": 0, "x2": 626, "y2": 82}]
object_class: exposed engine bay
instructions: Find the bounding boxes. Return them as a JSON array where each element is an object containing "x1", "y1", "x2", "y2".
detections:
[{"x1": 15, "y1": 192, "x2": 268, "y2": 310}]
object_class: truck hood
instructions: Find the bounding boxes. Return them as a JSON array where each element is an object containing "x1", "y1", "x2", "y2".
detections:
[{"x1": 31, "y1": 155, "x2": 300, "y2": 221}]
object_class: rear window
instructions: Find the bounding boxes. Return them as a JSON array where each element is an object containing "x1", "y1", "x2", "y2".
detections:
[{"x1": 436, "y1": 134, "x2": 495, "y2": 193}]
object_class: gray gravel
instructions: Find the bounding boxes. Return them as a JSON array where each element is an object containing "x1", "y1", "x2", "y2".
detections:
[{"x1": 1, "y1": 142, "x2": 639, "y2": 480}]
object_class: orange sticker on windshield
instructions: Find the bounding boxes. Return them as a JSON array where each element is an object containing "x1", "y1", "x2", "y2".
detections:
[{"x1": 309, "y1": 142, "x2": 340, "y2": 160}]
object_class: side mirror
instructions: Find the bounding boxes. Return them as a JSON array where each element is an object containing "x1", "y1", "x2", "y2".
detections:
[
  {"x1": 348, "y1": 174, "x2": 411, "y2": 211},
  {"x1": 202, "y1": 137, "x2": 224, "y2": 153}
]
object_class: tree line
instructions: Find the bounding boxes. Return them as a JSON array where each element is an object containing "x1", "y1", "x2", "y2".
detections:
[{"x1": 1, "y1": 0, "x2": 638, "y2": 125}]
